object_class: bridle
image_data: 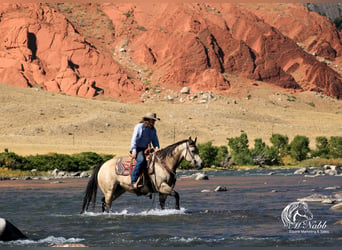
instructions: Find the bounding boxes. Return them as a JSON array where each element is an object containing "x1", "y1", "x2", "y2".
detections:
[{"x1": 184, "y1": 141, "x2": 197, "y2": 166}]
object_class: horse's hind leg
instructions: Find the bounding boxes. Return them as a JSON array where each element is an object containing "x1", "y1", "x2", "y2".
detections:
[
  {"x1": 102, "y1": 186, "x2": 126, "y2": 213},
  {"x1": 101, "y1": 197, "x2": 108, "y2": 213}
]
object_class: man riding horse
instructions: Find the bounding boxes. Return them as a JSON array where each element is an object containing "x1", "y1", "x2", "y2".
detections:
[{"x1": 130, "y1": 112, "x2": 160, "y2": 191}]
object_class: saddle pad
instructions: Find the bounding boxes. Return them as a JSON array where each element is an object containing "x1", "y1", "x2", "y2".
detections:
[{"x1": 116, "y1": 157, "x2": 136, "y2": 176}]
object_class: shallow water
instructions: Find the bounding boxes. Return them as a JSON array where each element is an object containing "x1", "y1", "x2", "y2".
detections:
[{"x1": 0, "y1": 170, "x2": 341, "y2": 247}]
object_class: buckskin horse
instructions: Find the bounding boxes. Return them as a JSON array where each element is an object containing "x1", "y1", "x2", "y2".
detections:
[{"x1": 80, "y1": 137, "x2": 203, "y2": 213}]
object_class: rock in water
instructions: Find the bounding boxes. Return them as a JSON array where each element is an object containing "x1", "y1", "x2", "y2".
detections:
[{"x1": 0, "y1": 218, "x2": 27, "y2": 241}]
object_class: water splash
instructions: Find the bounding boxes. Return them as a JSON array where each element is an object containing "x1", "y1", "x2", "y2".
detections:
[
  {"x1": 81, "y1": 207, "x2": 187, "y2": 217},
  {"x1": 0, "y1": 236, "x2": 84, "y2": 246}
]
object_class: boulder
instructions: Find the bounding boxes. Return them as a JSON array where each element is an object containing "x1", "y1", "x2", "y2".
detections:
[
  {"x1": 294, "y1": 168, "x2": 309, "y2": 175},
  {"x1": 180, "y1": 86, "x2": 190, "y2": 94},
  {"x1": 0, "y1": 218, "x2": 28, "y2": 241},
  {"x1": 214, "y1": 186, "x2": 228, "y2": 192},
  {"x1": 298, "y1": 193, "x2": 342, "y2": 203},
  {"x1": 330, "y1": 202, "x2": 342, "y2": 211},
  {"x1": 194, "y1": 173, "x2": 209, "y2": 180},
  {"x1": 80, "y1": 172, "x2": 90, "y2": 178},
  {"x1": 323, "y1": 165, "x2": 342, "y2": 175}
]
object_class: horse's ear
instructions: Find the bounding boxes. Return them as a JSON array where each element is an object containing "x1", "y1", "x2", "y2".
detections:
[
  {"x1": 194, "y1": 137, "x2": 197, "y2": 144},
  {"x1": 188, "y1": 136, "x2": 192, "y2": 141}
]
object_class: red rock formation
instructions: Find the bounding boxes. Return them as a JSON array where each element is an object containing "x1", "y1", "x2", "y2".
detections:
[
  {"x1": 0, "y1": 3, "x2": 341, "y2": 100},
  {"x1": 0, "y1": 3, "x2": 143, "y2": 100}
]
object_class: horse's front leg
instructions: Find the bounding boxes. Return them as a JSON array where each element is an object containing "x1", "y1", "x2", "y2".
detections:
[
  {"x1": 158, "y1": 191, "x2": 180, "y2": 210},
  {"x1": 170, "y1": 190, "x2": 180, "y2": 210},
  {"x1": 159, "y1": 193, "x2": 167, "y2": 210}
]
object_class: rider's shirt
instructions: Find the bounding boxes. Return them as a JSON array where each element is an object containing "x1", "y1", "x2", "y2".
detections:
[{"x1": 130, "y1": 123, "x2": 160, "y2": 153}]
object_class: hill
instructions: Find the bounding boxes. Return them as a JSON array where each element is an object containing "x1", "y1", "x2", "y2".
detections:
[
  {"x1": 0, "y1": 3, "x2": 341, "y2": 101},
  {"x1": 0, "y1": 82, "x2": 341, "y2": 156},
  {"x1": 0, "y1": 3, "x2": 342, "y2": 156}
]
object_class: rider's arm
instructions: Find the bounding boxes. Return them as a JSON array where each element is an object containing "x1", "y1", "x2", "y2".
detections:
[
  {"x1": 130, "y1": 123, "x2": 142, "y2": 153},
  {"x1": 151, "y1": 128, "x2": 160, "y2": 150}
]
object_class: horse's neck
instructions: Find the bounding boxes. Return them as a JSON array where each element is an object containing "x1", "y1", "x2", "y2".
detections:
[{"x1": 160, "y1": 143, "x2": 185, "y2": 171}]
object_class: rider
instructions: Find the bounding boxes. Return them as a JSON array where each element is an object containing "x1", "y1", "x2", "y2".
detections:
[{"x1": 130, "y1": 112, "x2": 160, "y2": 190}]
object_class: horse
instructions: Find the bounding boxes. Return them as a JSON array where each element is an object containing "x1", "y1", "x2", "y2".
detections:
[{"x1": 80, "y1": 137, "x2": 203, "y2": 213}]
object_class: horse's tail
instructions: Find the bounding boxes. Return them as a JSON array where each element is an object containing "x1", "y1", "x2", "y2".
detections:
[{"x1": 80, "y1": 163, "x2": 101, "y2": 214}]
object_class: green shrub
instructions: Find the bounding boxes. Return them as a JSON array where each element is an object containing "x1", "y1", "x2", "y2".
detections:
[
  {"x1": 1, "y1": 152, "x2": 115, "y2": 172},
  {"x1": 270, "y1": 133, "x2": 289, "y2": 157},
  {"x1": 215, "y1": 145, "x2": 230, "y2": 167},
  {"x1": 0, "y1": 152, "x2": 28, "y2": 170},
  {"x1": 179, "y1": 142, "x2": 229, "y2": 169},
  {"x1": 198, "y1": 141, "x2": 218, "y2": 168},
  {"x1": 328, "y1": 136, "x2": 342, "y2": 158},
  {"x1": 227, "y1": 133, "x2": 253, "y2": 165},
  {"x1": 26, "y1": 153, "x2": 78, "y2": 172},
  {"x1": 289, "y1": 135, "x2": 310, "y2": 161},
  {"x1": 311, "y1": 136, "x2": 329, "y2": 158},
  {"x1": 250, "y1": 138, "x2": 281, "y2": 166}
]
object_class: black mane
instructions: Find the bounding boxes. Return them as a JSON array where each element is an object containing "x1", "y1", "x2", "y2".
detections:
[{"x1": 156, "y1": 139, "x2": 189, "y2": 160}]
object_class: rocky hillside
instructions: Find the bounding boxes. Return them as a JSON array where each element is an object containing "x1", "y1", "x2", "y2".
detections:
[{"x1": 0, "y1": 3, "x2": 341, "y2": 101}]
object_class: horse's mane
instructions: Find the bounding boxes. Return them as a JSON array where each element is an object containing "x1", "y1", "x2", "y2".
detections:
[{"x1": 156, "y1": 139, "x2": 189, "y2": 160}]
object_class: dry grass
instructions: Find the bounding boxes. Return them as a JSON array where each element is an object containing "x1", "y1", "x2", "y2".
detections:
[{"x1": 0, "y1": 82, "x2": 341, "y2": 157}]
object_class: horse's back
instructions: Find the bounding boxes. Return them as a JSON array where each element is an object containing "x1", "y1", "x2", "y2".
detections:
[{"x1": 98, "y1": 157, "x2": 132, "y2": 186}]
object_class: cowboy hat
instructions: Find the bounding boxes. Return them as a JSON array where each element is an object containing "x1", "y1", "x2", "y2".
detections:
[{"x1": 143, "y1": 112, "x2": 160, "y2": 121}]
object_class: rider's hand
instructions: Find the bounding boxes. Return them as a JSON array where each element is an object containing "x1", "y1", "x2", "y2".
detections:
[{"x1": 131, "y1": 151, "x2": 137, "y2": 159}]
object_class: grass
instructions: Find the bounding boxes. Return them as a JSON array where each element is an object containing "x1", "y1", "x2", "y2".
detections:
[
  {"x1": 296, "y1": 158, "x2": 342, "y2": 168},
  {"x1": 0, "y1": 168, "x2": 48, "y2": 178}
]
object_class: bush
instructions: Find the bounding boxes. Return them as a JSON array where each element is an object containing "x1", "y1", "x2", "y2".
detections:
[
  {"x1": 26, "y1": 153, "x2": 78, "y2": 172},
  {"x1": 1, "y1": 151, "x2": 114, "y2": 172},
  {"x1": 311, "y1": 136, "x2": 329, "y2": 158},
  {"x1": 0, "y1": 152, "x2": 28, "y2": 170},
  {"x1": 250, "y1": 138, "x2": 281, "y2": 166},
  {"x1": 270, "y1": 133, "x2": 289, "y2": 157},
  {"x1": 198, "y1": 141, "x2": 218, "y2": 168},
  {"x1": 227, "y1": 133, "x2": 253, "y2": 165},
  {"x1": 179, "y1": 142, "x2": 229, "y2": 169},
  {"x1": 215, "y1": 145, "x2": 230, "y2": 167},
  {"x1": 71, "y1": 152, "x2": 106, "y2": 171},
  {"x1": 328, "y1": 136, "x2": 342, "y2": 158},
  {"x1": 289, "y1": 135, "x2": 310, "y2": 161}
]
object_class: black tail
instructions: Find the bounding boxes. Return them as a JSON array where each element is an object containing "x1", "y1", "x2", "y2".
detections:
[{"x1": 80, "y1": 164, "x2": 102, "y2": 214}]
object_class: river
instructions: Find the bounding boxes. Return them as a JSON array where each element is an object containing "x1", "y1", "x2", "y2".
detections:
[{"x1": 0, "y1": 169, "x2": 341, "y2": 247}]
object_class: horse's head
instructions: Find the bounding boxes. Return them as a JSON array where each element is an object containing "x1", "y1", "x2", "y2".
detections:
[{"x1": 184, "y1": 137, "x2": 204, "y2": 169}]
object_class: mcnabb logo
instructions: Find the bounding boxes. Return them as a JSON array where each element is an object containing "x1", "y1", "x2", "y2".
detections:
[{"x1": 281, "y1": 201, "x2": 329, "y2": 234}]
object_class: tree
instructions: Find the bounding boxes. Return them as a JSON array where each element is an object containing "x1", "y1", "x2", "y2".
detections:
[
  {"x1": 270, "y1": 133, "x2": 289, "y2": 157},
  {"x1": 311, "y1": 136, "x2": 329, "y2": 158},
  {"x1": 198, "y1": 141, "x2": 218, "y2": 168},
  {"x1": 328, "y1": 136, "x2": 342, "y2": 158},
  {"x1": 251, "y1": 138, "x2": 280, "y2": 166},
  {"x1": 227, "y1": 133, "x2": 253, "y2": 165},
  {"x1": 215, "y1": 145, "x2": 230, "y2": 167},
  {"x1": 289, "y1": 135, "x2": 310, "y2": 161}
]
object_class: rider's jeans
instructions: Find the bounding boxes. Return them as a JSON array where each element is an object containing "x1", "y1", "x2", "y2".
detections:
[{"x1": 131, "y1": 148, "x2": 147, "y2": 184}]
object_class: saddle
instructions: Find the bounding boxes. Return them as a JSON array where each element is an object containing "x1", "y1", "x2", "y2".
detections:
[{"x1": 115, "y1": 151, "x2": 155, "y2": 185}]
